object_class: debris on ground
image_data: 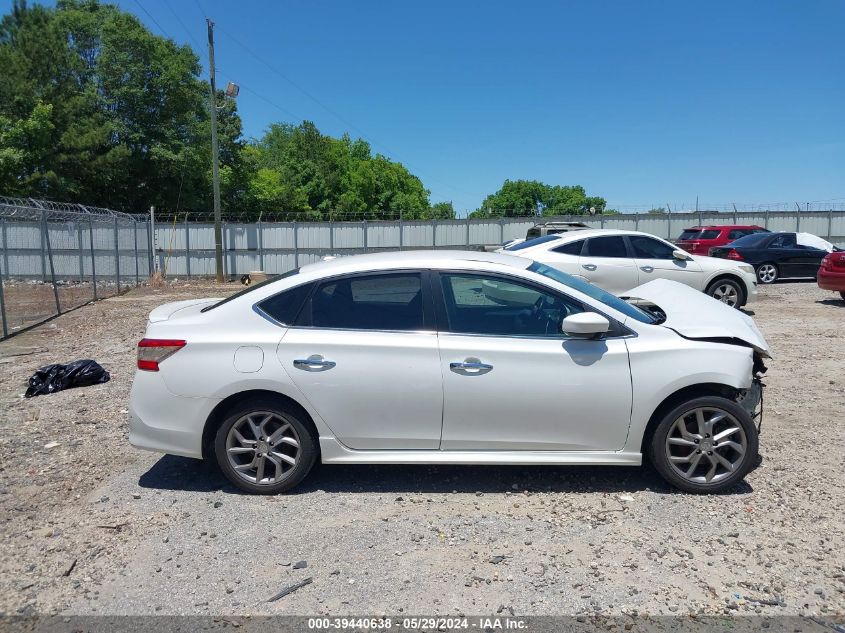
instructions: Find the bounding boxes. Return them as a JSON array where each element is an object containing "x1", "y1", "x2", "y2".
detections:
[
  {"x1": 24, "y1": 359, "x2": 110, "y2": 398},
  {"x1": 266, "y1": 577, "x2": 313, "y2": 602}
]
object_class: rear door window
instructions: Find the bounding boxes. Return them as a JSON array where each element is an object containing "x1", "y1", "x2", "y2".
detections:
[
  {"x1": 257, "y1": 282, "x2": 315, "y2": 325},
  {"x1": 307, "y1": 273, "x2": 426, "y2": 331},
  {"x1": 584, "y1": 236, "x2": 628, "y2": 258}
]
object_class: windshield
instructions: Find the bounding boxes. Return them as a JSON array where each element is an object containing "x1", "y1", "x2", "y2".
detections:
[
  {"x1": 504, "y1": 234, "x2": 561, "y2": 251},
  {"x1": 200, "y1": 269, "x2": 299, "y2": 312},
  {"x1": 528, "y1": 262, "x2": 656, "y2": 324}
]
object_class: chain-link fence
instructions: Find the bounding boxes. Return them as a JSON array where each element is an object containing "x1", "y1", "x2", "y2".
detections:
[{"x1": 0, "y1": 197, "x2": 151, "y2": 339}]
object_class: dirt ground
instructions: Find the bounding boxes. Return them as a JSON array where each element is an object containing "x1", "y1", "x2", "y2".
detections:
[{"x1": 0, "y1": 279, "x2": 843, "y2": 621}]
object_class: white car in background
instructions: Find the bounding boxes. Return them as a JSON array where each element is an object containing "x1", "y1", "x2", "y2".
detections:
[
  {"x1": 500, "y1": 229, "x2": 758, "y2": 308},
  {"x1": 129, "y1": 250, "x2": 768, "y2": 495}
]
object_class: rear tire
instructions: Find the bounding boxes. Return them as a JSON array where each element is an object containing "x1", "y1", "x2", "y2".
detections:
[
  {"x1": 705, "y1": 278, "x2": 744, "y2": 308},
  {"x1": 756, "y1": 263, "x2": 778, "y2": 284},
  {"x1": 214, "y1": 397, "x2": 318, "y2": 494},
  {"x1": 647, "y1": 396, "x2": 758, "y2": 494}
]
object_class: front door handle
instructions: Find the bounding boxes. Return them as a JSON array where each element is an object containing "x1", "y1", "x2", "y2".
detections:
[
  {"x1": 640, "y1": 265, "x2": 654, "y2": 273},
  {"x1": 582, "y1": 263, "x2": 597, "y2": 271},
  {"x1": 293, "y1": 355, "x2": 336, "y2": 371},
  {"x1": 450, "y1": 360, "x2": 493, "y2": 373}
]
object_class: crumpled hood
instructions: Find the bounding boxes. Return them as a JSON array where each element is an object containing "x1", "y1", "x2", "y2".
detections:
[
  {"x1": 624, "y1": 279, "x2": 770, "y2": 357},
  {"x1": 148, "y1": 298, "x2": 220, "y2": 323}
]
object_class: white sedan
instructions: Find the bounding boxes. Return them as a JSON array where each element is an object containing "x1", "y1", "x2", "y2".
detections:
[
  {"x1": 129, "y1": 251, "x2": 768, "y2": 495},
  {"x1": 500, "y1": 229, "x2": 758, "y2": 308}
]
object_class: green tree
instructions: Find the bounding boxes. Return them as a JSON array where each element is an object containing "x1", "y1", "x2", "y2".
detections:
[
  {"x1": 0, "y1": 0, "x2": 243, "y2": 212},
  {"x1": 472, "y1": 179, "x2": 606, "y2": 218},
  {"x1": 647, "y1": 207, "x2": 667, "y2": 214},
  {"x1": 0, "y1": 101, "x2": 54, "y2": 193}
]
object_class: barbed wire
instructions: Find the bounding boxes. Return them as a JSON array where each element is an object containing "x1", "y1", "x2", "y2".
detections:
[{"x1": 0, "y1": 196, "x2": 137, "y2": 223}]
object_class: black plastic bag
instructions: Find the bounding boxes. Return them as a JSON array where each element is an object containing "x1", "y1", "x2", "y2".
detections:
[{"x1": 25, "y1": 359, "x2": 110, "y2": 398}]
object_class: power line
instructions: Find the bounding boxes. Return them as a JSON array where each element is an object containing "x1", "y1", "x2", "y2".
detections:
[
  {"x1": 161, "y1": 1, "x2": 203, "y2": 50},
  {"x1": 130, "y1": 0, "x2": 173, "y2": 41},
  {"x1": 213, "y1": 24, "x2": 475, "y2": 202}
]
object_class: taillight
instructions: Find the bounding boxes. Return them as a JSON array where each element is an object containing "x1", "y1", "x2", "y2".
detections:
[
  {"x1": 726, "y1": 249, "x2": 744, "y2": 261},
  {"x1": 821, "y1": 255, "x2": 832, "y2": 270},
  {"x1": 137, "y1": 339, "x2": 186, "y2": 371}
]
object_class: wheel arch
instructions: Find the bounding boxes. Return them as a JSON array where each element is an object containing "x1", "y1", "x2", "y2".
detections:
[
  {"x1": 201, "y1": 389, "x2": 319, "y2": 460},
  {"x1": 639, "y1": 382, "x2": 739, "y2": 453},
  {"x1": 704, "y1": 272, "x2": 748, "y2": 303}
]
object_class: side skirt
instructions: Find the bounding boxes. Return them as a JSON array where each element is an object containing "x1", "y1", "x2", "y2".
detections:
[{"x1": 319, "y1": 437, "x2": 642, "y2": 466}]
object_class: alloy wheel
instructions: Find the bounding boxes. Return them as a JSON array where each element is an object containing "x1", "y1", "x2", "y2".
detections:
[
  {"x1": 710, "y1": 283, "x2": 739, "y2": 306},
  {"x1": 757, "y1": 264, "x2": 777, "y2": 284},
  {"x1": 225, "y1": 411, "x2": 301, "y2": 485},
  {"x1": 664, "y1": 407, "x2": 747, "y2": 485}
]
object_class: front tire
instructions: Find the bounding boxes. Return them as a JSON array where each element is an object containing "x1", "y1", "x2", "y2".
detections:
[
  {"x1": 756, "y1": 263, "x2": 778, "y2": 284},
  {"x1": 648, "y1": 396, "x2": 758, "y2": 493},
  {"x1": 705, "y1": 278, "x2": 745, "y2": 308},
  {"x1": 214, "y1": 398, "x2": 318, "y2": 494}
]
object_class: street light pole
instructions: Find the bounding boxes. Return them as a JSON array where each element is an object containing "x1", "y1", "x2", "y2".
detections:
[{"x1": 207, "y1": 18, "x2": 223, "y2": 283}]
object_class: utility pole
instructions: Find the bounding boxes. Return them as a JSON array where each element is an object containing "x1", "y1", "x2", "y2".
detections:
[{"x1": 207, "y1": 18, "x2": 223, "y2": 283}]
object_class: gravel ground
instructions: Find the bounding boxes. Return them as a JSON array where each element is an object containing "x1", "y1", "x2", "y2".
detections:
[{"x1": 0, "y1": 279, "x2": 843, "y2": 619}]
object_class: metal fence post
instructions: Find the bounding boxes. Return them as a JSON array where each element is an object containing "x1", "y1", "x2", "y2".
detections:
[
  {"x1": 89, "y1": 218, "x2": 98, "y2": 300},
  {"x1": 257, "y1": 220, "x2": 264, "y2": 271},
  {"x1": 329, "y1": 217, "x2": 335, "y2": 253},
  {"x1": 134, "y1": 221, "x2": 140, "y2": 287},
  {"x1": 432, "y1": 219, "x2": 438, "y2": 248},
  {"x1": 764, "y1": 210, "x2": 770, "y2": 230},
  {"x1": 42, "y1": 210, "x2": 61, "y2": 314},
  {"x1": 113, "y1": 215, "x2": 120, "y2": 293},
  {"x1": 0, "y1": 251, "x2": 7, "y2": 338},
  {"x1": 398, "y1": 211, "x2": 403, "y2": 251},
  {"x1": 77, "y1": 222, "x2": 85, "y2": 282},
  {"x1": 634, "y1": 213, "x2": 639, "y2": 230},
  {"x1": 362, "y1": 220, "x2": 367, "y2": 253},
  {"x1": 465, "y1": 216, "x2": 470, "y2": 246},
  {"x1": 184, "y1": 216, "x2": 191, "y2": 279},
  {"x1": 293, "y1": 221, "x2": 300, "y2": 267},
  {"x1": 40, "y1": 211, "x2": 47, "y2": 281},
  {"x1": 146, "y1": 220, "x2": 153, "y2": 277},
  {"x1": 1, "y1": 219, "x2": 8, "y2": 281},
  {"x1": 499, "y1": 218, "x2": 504, "y2": 244},
  {"x1": 828, "y1": 209, "x2": 834, "y2": 243}
]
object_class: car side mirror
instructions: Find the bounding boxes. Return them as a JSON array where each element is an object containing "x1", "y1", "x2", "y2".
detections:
[
  {"x1": 561, "y1": 312, "x2": 610, "y2": 339},
  {"x1": 672, "y1": 249, "x2": 691, "y2": 261}
]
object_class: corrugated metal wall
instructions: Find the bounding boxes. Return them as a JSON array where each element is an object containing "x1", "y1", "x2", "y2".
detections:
[{"x1": 2, "y1": 211, "x2": 843, "y2": 279}]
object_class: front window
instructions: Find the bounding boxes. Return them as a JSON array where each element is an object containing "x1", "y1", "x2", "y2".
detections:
[
  {"x1": 309, "y1": 273, "x2": 425, "y2": 331},
  {"x1": 439, "y1": 273, "x2": 584, "y2": 337},
  {"x1": 528, "y1": 262, "x2": 656, "y2": 324},
  {"x1": 629, "y1": 235, "x2": 676, "y2": 260}
]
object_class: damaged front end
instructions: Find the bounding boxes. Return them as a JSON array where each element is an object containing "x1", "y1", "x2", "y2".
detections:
[{"x1": 735, "y1": 353, "x2": 767, "y2": 433}]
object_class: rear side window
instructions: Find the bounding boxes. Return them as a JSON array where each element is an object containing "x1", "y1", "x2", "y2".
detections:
[
  {"x1": 551, "y1": 240, "x2": 584, "y2": 255},
  {"x1": 309, "y1": 273, "x2": 425, "y2": 331},
  {"x1": 729, "y1": 233, "x2": 771, "y2": 247},
  {"x1": 728, "y1": 229, "x2": 748, "y2": 240},
  {"x1": 770, "y1": 234, "x2": 797, "y2": 248},
  {"x1": 257, "y1": 282, "x2": 315, "y2": 325},
  {"x1": 585, "y1": 236, "x2": 628, "y2": 258},
  {"x1": 201, "y1": 268, "x2": 299, "y2": 312}
]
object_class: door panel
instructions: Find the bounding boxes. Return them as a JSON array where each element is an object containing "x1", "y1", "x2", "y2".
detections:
[
  {"x1": 628, "y1": 234, "x2": 704, "y2": 289},
  {"x1": 434, "y1": 271, "x2": 633, "y2": 451},
  {"x1": 439, "y1": 334, "x2": 633, "y2": 450},
  {"x1": 278, "y1": 329, "x2": 443, "y2": 449},
  {"x1": 579, "y1": 236, "x2": 638, "y2": 294}
]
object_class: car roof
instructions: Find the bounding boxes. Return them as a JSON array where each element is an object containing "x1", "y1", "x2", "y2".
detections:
[{"x1": 299, "y1": 249, "x2": 532, "y2": 276}]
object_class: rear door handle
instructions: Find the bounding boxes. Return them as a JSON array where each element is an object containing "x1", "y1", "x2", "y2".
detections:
[
  {"x1": 293, "y1": 355, "x2": 336, "y2": 371},
  {"x1": 450, "y1": 360, "x2": 493, "y2": 373},
  {"x1": 582, "y1": 264, "x2": 597, "y2": 271},
  {"x1": 640, "y1": 265, "x2": 654, "y2": 273}
]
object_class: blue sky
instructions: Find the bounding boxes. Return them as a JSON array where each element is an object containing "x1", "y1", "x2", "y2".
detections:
[{"x1": 7, "y1": 1, "x2": 845, "y2": 214}]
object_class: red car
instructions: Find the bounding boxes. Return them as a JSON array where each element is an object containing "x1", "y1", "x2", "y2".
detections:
[
  {"x1": 818, "y1": 251, "x2": 845, "y2": 300},
  {"x1": 675, "y1": 225, "x2": 769, "y2": 256}
]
